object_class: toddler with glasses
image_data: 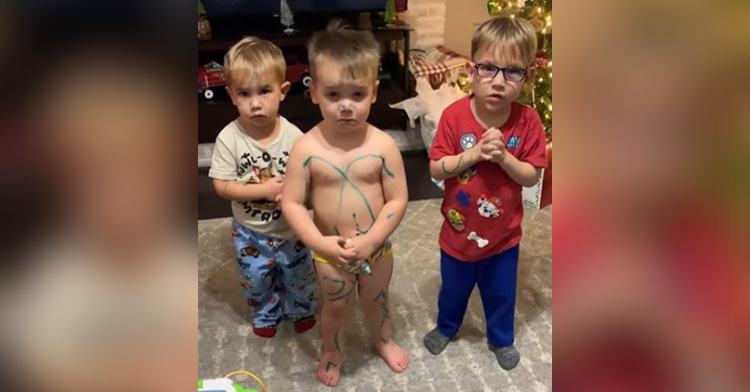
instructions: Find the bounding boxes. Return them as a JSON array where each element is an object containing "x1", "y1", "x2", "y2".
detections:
[{"x1": 422, "y1": 16, "x2": 548, "y2": 371}]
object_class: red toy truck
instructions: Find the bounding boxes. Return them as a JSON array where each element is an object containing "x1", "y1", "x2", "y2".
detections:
[
  {"x1": 199, "y1": 57, "x2": 310, "y2": 101},
  {"x1": 198, "y1": 61, "x2": 226, "y2": 100}
]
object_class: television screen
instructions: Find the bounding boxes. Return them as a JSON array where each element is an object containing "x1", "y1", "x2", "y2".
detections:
[
  {"x1": 203, "y1": 0, "x2": 278, "y2": 16},
  {"x1": 288, "y1": 0, "x2": 388, "y2": 12},
  {"x1": 203, "y1": 0, "x2": 388, "y2": 16}
]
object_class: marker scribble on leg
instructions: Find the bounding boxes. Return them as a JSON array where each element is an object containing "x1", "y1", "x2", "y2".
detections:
[
  {"x1": 375, "y1": 289, "x2": 391, "y2": 341},
  {"x1": 328, "y1": 284, "x2": 356, "y2": 302},
  {"x1": 334, "y1": 329, "x2": 342, "y2": 355},
  {"x1": 323, "y1": 276, "x2": 346, "y2": 296}
]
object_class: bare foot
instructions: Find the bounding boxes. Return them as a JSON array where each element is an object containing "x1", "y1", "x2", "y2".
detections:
[
  {"x1": 317, "y1": 350, "x2": 342, "y2": 387},
  {"x1": 375, "y1": 341, "x2": 410, "y2": 373}
]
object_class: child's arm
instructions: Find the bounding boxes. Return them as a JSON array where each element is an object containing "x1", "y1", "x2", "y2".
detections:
[
  {"x1": 483, "y1": 127, "x2": 544, "y2": 187},
  {"x1": 429, "y1": 144, "x2": 483, "y2": 181},
  {"x1": 209, "y1": 133, "x2": 283, "y2": 202},
  {"x1": 213, "y1": 178, "x2": 282, "y2": 202},
  {"x1": 279, "y1": 140, "x2": 320, "y2": 245},
  {"x1": 344, "y1": 136, "x2": 408, "y2": 261},
  {"x1": 428, "y1": 108, "x2": 487, "y2": 181},
  {"x1": 495, "y1": 153, "x2": 543, "y2": 187},
  {"x1": 365, "y1": 136, "x2": 408, "y2": 243},
  {"x1": 281, "y1": 139, "x2": 356, "y2": 265}
]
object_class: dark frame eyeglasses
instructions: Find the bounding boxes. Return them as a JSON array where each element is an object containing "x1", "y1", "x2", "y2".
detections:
[{"x1": 473, "y1": 63, "x2": 528, "y2": 82}]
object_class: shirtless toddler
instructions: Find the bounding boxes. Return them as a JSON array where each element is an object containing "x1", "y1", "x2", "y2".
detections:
[{"x1": 281, "y1": 20, "x2": 410, "y2": 387}]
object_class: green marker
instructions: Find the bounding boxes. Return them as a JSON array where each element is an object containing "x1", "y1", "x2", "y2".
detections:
[{"x1": 345, "y1": 238, "x2": 372, "y2": 275}]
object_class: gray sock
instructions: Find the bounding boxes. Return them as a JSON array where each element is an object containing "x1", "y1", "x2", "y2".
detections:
[
  {"x1": 423, "y1": 327, "x2": 451, "y2": 355},
  {"x1": 489, "y1": 344, "x2": 520, "y2": 370}
]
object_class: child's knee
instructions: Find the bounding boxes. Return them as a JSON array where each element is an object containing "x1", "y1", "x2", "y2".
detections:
[{"x1": 324, "y1": 298, "x2": 350, "y2": 317}]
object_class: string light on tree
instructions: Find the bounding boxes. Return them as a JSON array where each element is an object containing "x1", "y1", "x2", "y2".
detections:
[{"x1": 486, "y1": 0, "x2": 523, "y2": 17}]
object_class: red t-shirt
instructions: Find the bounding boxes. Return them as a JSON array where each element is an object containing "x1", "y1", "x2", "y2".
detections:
[{"x1": 430, "y1": 97, "x2": 547, "y2": 262}]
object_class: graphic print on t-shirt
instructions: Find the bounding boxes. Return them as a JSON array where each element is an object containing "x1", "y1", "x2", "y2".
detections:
[
  {"x1": 248, "y1": 164, "x2": 277, "y2": 210},
  {"x1": 236, "y1": 149, "x2": 291, "y2": 224},
  {"x1": 477, "y1": 194, "x2": 503, "y2": 218}
]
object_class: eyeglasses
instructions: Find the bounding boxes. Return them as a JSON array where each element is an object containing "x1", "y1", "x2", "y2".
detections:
[{"x1": 473, "y1": 63, "x2": 528, "y2": 82}]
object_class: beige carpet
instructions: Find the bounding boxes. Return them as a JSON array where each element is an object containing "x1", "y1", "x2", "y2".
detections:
[{"x1": 199, "y1": 199, "x2": 551, "y2": 391}]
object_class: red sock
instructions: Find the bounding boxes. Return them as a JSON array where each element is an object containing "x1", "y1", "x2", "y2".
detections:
[
  {"x1": 294, "y1": 316, "x2": 316, "y2": 334},
  {"x1": 253, "y1": 325, "x2": 277, "y2": 338}
]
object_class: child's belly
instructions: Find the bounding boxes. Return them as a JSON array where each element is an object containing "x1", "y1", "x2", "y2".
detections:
[{"x1": 310, "y1": 180, "x2": 385, "y2": 239}]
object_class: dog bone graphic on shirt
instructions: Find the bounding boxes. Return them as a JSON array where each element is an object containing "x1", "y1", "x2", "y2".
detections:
[{"x1": 468, "y1": 231, "x2": 489, "y2": 248}]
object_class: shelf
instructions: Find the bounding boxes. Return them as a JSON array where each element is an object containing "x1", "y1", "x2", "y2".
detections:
[{"x1": 198, "y1": 26, "x2": 412, "y2": 52}]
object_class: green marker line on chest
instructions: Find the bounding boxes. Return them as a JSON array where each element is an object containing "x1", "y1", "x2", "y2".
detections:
[{"x1": 303, "y1": 154, "x2": 395, "y2": 235}]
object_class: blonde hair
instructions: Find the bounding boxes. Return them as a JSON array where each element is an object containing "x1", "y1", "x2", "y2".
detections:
[
  {"x1": 307, "y1": 19, "x2": 381, "y2": 83},
  {"x1": 472, "y1": 16, "x2": 537, "y2": 67},
  {"x1": 224, "y1": 37, "x2": 286, "y2": 86}
]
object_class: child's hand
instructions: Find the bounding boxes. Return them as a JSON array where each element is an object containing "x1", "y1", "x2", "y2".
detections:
[
  {"x1": 480, "y1": 128, "x2": 507, "y2": 163},
  {"x1": 482, "y1": 127, "x2": 503, "y2": 142},
  {"x1": 316, "y1": 236, "x2": 358, "y2": 271},
  {"x1": 343, "y1": 236, "x2": 379, "y2": 271},
  {"x1": 263, "y1": 177, "x2": 284, "y2": 201},
  {"x1": 484, "y1": 140, "x2": 507, "y2": 163},
  {"x1": 480, "y1": 138, "x2": 504, "y2": 161}
]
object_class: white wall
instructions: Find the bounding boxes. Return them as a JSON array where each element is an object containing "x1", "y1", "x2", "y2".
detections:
[
  {"x1": 398, "y1": 0, "x2": 447, "y2": 49},
  {"x1": 400, "y1": 0, "x2": 497, "y2": 57},
  {"x1": 444, "y1": 0, "x2": 496, "y2": 57}
]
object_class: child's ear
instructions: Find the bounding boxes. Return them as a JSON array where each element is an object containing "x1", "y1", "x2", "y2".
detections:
[
  {"x1": 371, "y1": 80, "x2": 380, "y2": 104},
  {"x1": 225, "y1": 85, "x2": 237, "y2": 105},
  {"x1": 467, "y1": 62, "x2": 475, "y2": 84},
  {"x1": 525, "y1": 67, "x2": 536, "y2": 84},
  {"x1": 279, "y1": 81, "x2": 292, "y2": 101},
  {"x1": 309, "y1": 81, "x2": 319, "y2": 105}
]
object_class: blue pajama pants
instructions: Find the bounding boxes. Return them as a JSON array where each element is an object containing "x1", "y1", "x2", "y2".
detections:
[
  {"x1": 231, "y1": 220, "x2": 316, "y2": 328},
  {"x1": 437, "y1": 245, "x2": 520, "y2": 348}
]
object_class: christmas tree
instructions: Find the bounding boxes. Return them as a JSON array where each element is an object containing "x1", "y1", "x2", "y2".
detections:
[{"x1": 488, "y1": 0, "x2": 552, "y2": 139}]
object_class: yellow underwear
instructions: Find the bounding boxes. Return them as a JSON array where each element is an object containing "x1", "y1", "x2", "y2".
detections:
[{"x1": 314, "y1": 241, "x2": 393, "y2": 269}]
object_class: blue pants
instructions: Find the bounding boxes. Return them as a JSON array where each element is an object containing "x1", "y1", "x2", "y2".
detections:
[
  {"x1": 437, "y1": 245, "x2": 520, "y2": 348},
  {"x1": 231, "y1": 220, "x2": 316, "y2": 328}
]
